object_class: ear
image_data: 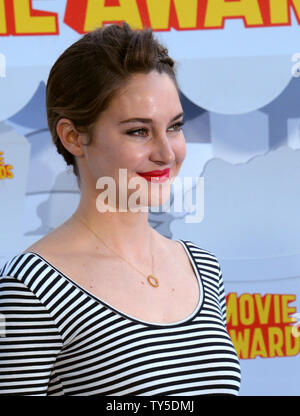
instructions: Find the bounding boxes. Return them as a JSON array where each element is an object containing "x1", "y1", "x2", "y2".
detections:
[{"x1": 56, "y1": 118, "x2": 86, "y2": 157}]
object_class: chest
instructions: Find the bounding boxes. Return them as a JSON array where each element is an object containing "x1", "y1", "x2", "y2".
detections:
[{"x1": 52, "y1": 241, "x2": 200, "y2": 324}]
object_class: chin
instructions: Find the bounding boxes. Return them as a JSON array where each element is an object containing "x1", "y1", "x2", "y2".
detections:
[
  {"x1": 147, "y1": 182, "x2": 173, "y2": 209},
  {"x1": 125, "y1": 180, "x2": 171, "y2": 211}
]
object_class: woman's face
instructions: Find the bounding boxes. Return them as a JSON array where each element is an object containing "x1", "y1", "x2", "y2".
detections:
[{"x1": 79, "y1": 70, "x2": 186, "y2": 211}]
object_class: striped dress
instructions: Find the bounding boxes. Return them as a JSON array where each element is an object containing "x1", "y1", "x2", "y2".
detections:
[{"x1": 0, "y1": 240, "x2": 241, "y2": 396}]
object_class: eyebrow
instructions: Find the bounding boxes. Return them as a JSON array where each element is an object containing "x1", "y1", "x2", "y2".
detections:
[{"x1": 119, "y1": 111, "x2": 185, "y2": 125}]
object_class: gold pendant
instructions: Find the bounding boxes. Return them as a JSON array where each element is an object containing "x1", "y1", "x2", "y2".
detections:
[{"x1": 147, "y1": 274, "x2": 159, "y2": 288}]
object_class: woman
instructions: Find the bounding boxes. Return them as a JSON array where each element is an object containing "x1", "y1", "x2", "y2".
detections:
[{"x1": 0, "y1": 23, "x2": 241, "y2": 395}]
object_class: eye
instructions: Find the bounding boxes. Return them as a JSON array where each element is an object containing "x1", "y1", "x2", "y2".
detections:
[
  {"x1": 168, "y1": 121, "x2": 184, "y2": 132},
  {"x1": 126, "y1": 128, "x2": 150, "y2": 138}
]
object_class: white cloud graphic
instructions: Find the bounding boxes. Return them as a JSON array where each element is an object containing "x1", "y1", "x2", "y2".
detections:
[
  {"x1": 0, "y1": 66, "x2": 49, "y2": 122},
  {"x1": 176, "y1": 55, "x2": 293, "y2": 114},
  {"x1": 171, "y1": 145, "x2": 300, "y2": 281}
]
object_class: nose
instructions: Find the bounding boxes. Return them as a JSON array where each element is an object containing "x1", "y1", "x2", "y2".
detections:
[{"x1": 150, "y1": 130, "x2": 176, "y2": 166}]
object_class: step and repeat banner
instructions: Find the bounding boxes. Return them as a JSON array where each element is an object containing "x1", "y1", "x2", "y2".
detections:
[{"x1": 0, "y1": 0, "x2": 300, "y2": 396}]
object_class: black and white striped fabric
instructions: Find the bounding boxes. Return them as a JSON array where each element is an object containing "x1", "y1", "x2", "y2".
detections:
[{"x1": 0, "y1": 240, "x2": 241, "y2": 396}]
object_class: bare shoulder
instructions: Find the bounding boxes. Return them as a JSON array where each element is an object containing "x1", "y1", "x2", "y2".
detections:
[
  {"x1": 152, "y1": 230, "x2": 188, "y2": 264},
  {"x1": 157, "y1": 231, "x2": 184, "y2": 253},
  {"x1": 23, "y1": 219, "x2": 75, "y2": 258}
]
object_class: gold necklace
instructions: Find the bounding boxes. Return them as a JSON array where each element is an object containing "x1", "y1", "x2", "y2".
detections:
[{"x1": 72, "y1": 215, "x2": 159, "y2": 288}]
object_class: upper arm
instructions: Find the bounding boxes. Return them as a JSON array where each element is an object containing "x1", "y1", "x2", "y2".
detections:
[{"x1": 0, "y1": 276, "x2": 63, "y2": 395}]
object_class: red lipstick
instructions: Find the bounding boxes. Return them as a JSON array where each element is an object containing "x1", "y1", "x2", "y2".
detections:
[{"x1": 137, "y1": 168, "x2": 170, "y2": 183}]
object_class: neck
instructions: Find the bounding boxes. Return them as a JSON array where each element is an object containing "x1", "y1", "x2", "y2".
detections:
[{"x1": 73, "y1": 193, "x2": 156, "y2": 262}]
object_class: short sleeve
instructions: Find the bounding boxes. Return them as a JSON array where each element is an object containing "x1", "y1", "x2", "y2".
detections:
[{"x1": 0, "y1": 276, "x2": 63, "y2": 395}]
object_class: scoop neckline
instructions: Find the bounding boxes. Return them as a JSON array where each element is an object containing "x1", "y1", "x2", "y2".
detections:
[{"x1": 24, "y1": 239, "x2": 204, "y2": 328}]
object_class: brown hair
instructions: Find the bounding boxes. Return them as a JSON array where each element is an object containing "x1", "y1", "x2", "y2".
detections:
[{"x1": 46, "y1": 22, "x2": 178, "y2": 179}]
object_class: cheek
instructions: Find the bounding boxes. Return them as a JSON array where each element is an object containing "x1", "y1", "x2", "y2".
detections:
[
  {"x1": 84, "y1": 146, "x2": 117, "y2": 182},
  {"x1": 123, "y1": 147, "x2": 148, "y2": 169}
]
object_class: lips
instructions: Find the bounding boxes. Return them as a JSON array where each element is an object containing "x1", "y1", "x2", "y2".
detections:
[
  {"x1": 137, "y1": 168, "x2": 170, "y2": 183},
  {"x1": 137, "y1": 168, "x2": 170, "y2": 177}
]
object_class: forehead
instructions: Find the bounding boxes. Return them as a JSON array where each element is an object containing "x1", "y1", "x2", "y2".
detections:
[{"x1": 105, "y1": 71, "x2": 182, "y2": 121}]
